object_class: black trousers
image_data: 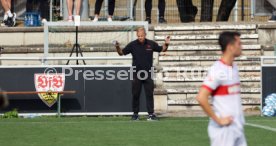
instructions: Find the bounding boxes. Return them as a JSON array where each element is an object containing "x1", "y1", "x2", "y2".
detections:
[
  {"x1": 200, "y1": 0, "x2": 236, "y2": 22},
  {"x1": 200, "y1": 0, "x2": 214, "y2": 22},
  {"x1": 145, "y1": 0, "x2": 165, "y2": 18},
  {"x1": 94, "y1": 0, "x2": 115, "y2": 16},
  {"x1": 216, "y1": 0, "x2": 237, "y2": 21},
  {"x1": 176, "y1": 0, "x2": 197, "y2": 22},
  {"x1": 132, "y1": 73, "x2": 154, "y2": 114}
]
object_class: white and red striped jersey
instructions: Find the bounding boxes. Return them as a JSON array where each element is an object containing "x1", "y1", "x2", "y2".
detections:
[{"x1": 202, "y1": 59, "x2": 245, "y2": 129}]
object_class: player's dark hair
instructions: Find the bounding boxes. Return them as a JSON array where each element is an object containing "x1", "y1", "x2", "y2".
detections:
[{"x1": 218, "y1": 31, "x2": 241, "y2": 52}]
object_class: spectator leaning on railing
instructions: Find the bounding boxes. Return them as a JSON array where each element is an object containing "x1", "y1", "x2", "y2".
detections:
[
  {"x1": 145, "y1": 0, "x2": 167, "y2": 24},
  {"x1": 66, "y1": 0, "x2": 82, "y2": 21},
  {"x1": 93, "y1": 0, "x2": 115, "y2": 22},
  {"x1": 0, "y1": 0, "x2": 16, "y2": 27},
  {"x1": 267, "y1": 0, "x2": 276, "y2": 22}
]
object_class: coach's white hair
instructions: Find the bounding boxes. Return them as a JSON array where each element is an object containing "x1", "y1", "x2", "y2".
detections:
[{"x1": 136, "y1": 27, "x2": 146, "y2": 34}]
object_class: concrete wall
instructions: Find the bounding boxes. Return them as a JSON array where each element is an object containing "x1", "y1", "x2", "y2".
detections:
[{"x1": 258, "y1": 23, "x2": 276, "y2": 56}]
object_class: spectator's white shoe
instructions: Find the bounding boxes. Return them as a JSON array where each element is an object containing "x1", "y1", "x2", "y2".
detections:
[
  {"x1": 41, "y1": 19, "x2": 47, "y2": 24},
  {"x1": 68, "y1": 15, "x2": 73, "y2": 22},
  {"x1": 107, "y1": 17, "x2": 113, "y2": 22},
  {"x1": 12, "y1": 13, "x2": 16, "y2": 27},
  {"x1": 93, "y1": 17, "x2": 98, "y2": 22}
]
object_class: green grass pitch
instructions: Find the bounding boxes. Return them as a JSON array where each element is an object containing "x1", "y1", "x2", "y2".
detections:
[{"x1": 0, "y1": 116, "x2": 275, "y2": 146}]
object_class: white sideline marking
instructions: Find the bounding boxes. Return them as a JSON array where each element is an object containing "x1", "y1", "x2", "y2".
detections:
[{"x1": 246, "y1": 123, "x2": 276, "y2": 132}]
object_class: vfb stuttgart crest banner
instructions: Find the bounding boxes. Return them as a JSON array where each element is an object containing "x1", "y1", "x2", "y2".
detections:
[{"x1": 34, "y1": 73, "x2": 65, "y2": 107}]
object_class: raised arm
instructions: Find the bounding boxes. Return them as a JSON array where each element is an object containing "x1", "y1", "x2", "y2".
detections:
[
  {"x1": 161, "y1": 36, "x2": 171, "y2": 52},
  {"x1": 114, "y1": 41, "x2": 124, "y2": 56}
]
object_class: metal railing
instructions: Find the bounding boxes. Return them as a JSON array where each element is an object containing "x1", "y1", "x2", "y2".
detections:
[
  {"x1": 56, "y1": 0, "x2": 271, "y2": 23},
  {"x1": 0, "y1": 56, "x2": 132, "y2": 65},
  {"x1": 0, "y1": 0, "x2": 272, "y2": 23}
]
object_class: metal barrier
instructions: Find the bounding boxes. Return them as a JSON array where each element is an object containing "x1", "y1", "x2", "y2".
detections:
[
  {"x1": 56, "y1": 0, "x2": 270, "y2": 23},
  {"x1": 43, "y1": 21, "x2": 148, "y2": 63},
  {"x1": 0, "y1": 56, "x2": 132, "y2": 65},
  {"x1": 0, "y1": 0, "x2": 271, "y2": 23}
]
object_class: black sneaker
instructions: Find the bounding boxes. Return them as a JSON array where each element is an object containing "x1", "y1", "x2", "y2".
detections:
[
  {"x1": 268, "y1": 15, "x2": 276, "y2": 22},
  {"x1": 159, "y1": 17, "x2": 167, "y2": 24},
  {"x1": 147, "y1": 114, "x2": 158, "y2": 121},
  {"x1": 145, "y1": 17, "x2": 151, "y2": 24},
  {"x1": 131, "y1": 114, "x2": 139, "y2": 121},
  {"x1": 4, "y1": 13, "x2": 16, "y2": 27}
]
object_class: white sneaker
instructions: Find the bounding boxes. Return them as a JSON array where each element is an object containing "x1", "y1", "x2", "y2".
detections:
[
  {"x1": 93, "y1": 17, "x2": 98, "y2": 22},
  {"x1": 41, "y1": 18, "x2": 47, "y2": 24},
  {"x1": 107, "y1": 17, "x2": 112, "y2": 22},
  {"x1": 12, "y1": 13, "x2": 16, "y2": 26}
]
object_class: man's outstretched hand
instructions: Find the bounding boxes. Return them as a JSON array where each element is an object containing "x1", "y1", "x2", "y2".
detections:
[
  {"x1": 112, "y1": 40, "x2": 120, "y2": 47},
  {"x1": 165, "y1": 36, "x2": 171, "y2": 44}
]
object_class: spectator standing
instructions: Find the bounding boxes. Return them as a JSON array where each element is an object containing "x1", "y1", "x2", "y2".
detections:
[
  {"x1": 66, "y1": 0, "x2": 82, "y2": 21},
  {"x1": 176, "y1": 0, "x2": 198, "y2": 23},
  {"x1": 26, "y1": 0, "x2": 49, "y2": 23},
  {"x1": 93, "y1": 0, "x2": 115, "y2": 22},
  {"x1": 1, "y1": 0, "x2": 16, "y2": 27},
  {"x1": 200, "y1": 0, "x2": 213, "y2": 22},
  {"x1": 145, "y1": 0, "x2": 167, "y2": 24},
  {"x1": 216, "y1": 0, "x2": 237, "y2": 21},
  {"x1": 201, "y1": 0, "x2": 237, "y2": 22}
]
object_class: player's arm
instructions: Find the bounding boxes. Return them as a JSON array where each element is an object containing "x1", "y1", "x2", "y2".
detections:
[
  {"x1": 196, "y1": 87, "x2": 233, "y2": 126},
  {"x1": 161, "y1": 36, "x2": 170, "y2": 52}
]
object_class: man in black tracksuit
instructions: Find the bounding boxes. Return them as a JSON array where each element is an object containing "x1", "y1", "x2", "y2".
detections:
[{"x1": 115, "y1": 27, "x2": 170, "y2": 121}]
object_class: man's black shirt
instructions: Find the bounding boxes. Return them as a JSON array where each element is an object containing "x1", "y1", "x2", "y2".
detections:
[{"x1": 122, "y1": 39, "x2": 163, "y2": 71}]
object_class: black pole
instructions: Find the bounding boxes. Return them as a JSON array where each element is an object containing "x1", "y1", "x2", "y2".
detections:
[
  {"x1": 66, "y1": 26, "x2": 86, "y2": 65},
  {"x1": 241, "y1": 0, "x2": 245, "y2": 21},
  {"x1": 76, "y1": 26, "x2": 78, "y2": 45},
  {"x1": 76, "y1": 26, "x2": 79, "y2": 65}
]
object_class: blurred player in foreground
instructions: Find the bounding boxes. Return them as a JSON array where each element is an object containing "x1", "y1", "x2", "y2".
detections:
[{"x1": 196, "y1": 32, "x2": 247, "y2": 146}]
